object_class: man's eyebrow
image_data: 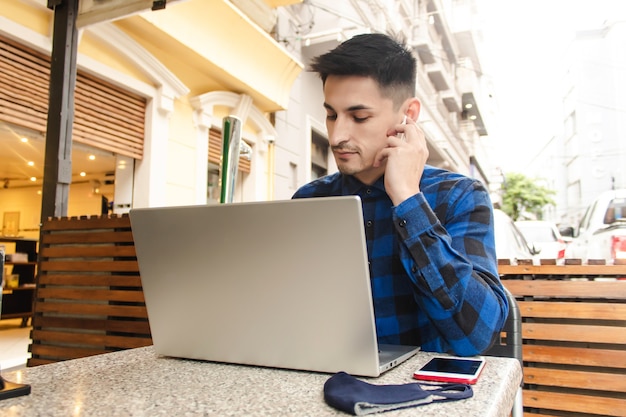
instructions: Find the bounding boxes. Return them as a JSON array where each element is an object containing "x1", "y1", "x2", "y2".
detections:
[
  {"x1": 347, "y1": 104, "x2": 373, "y2": 112},
  {"x1": 323, "y1": 103, "x2": 373, "y2": 112}
]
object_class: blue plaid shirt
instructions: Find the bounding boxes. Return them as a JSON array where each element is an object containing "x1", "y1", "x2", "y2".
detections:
[{"x1": 292, "y1": 165, "x2": 508, "y2": 356}]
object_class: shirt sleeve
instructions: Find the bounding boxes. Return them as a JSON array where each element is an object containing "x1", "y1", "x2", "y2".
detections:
[{"x1": 392, "y1": 181, "x2": 508, "y2": 356}]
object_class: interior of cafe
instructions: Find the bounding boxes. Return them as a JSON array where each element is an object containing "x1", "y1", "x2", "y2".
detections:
[
  {"x1": 0, "y1": 120, "x2": 119, "y2": 239},
  {"x1": 0, "y1": 119, "x2": 121, "y2": 369}
]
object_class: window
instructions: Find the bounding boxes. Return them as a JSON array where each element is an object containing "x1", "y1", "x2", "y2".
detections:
[{"x1": 311, "y1": 130, "x2": 329, "y2": 180}]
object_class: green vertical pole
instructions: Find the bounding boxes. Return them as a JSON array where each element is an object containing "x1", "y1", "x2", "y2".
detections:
[{"x1": 219, "y1": 116, "x2": 242, "y2": 204}]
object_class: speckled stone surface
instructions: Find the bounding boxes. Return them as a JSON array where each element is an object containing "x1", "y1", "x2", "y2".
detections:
[{"x1": 0, "y1": 346, "x2": 521, "y2": 416}]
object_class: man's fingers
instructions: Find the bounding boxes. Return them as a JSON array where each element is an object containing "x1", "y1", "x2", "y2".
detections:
[{"x1": 373, "y1": 148, "x2": 390, "y2": 168}]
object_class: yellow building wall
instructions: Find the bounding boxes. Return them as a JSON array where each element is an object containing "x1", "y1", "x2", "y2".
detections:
[
  {"x1": 78, "y1": 31, "x2": 154, "y2": 86},
  {"x1": 1, "y1": 1, "x2": 51, "y2": 37},
  {"x1": 166, "y1": 98, "x2": 200, "y2": 201}
]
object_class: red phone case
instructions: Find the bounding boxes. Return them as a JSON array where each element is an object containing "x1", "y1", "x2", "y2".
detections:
[
  {"x1": 412, "y1": 372, "x2": 481, "y2": 385},
  {"x1": 413, "y1": 357, "x2": 486, "y2": 385}
]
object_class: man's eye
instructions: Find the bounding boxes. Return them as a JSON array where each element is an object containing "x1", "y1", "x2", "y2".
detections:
[
  {"x1": 354, "y1": 116, "x2": 369, "y2": 123},
  {"x1": 326, "y1": 114, "x2": 337, "y2": 121}
]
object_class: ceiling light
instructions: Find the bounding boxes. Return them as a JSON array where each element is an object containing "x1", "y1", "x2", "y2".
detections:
[
  {"x1": 469, "y1": 115, "x2": 477, "y2": 120},
  {"x1": 27, "y1": 161, "x2": 34, "y2": 166},
  {"x1": 89, "y1": 155, "x2": 96, "y2": 160},
  {"x1": 80, "y1": 172, "x2": 86, "y2": 177},
  {"x1": 465, "y1": 103, "x2": 473, "y2": 109},
  {"x1": 20, "y1": 137, "x2": 28, "y2": 143},
  {"x1": 30, "y1": 177, "x2": 36, "y2": 182}
]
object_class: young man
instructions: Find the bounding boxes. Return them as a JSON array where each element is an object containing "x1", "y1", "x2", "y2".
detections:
[{"x1": 292, "y1": 33, "x2": 508, "y2": 356}]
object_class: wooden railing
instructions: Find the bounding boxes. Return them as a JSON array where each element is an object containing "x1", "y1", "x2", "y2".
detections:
[
  {"x1": 28, "y1": 214, "x2": 152, "y2": 366},
  {"x1": 498, "y1": 262, "x2": 626, "y2": 417}
]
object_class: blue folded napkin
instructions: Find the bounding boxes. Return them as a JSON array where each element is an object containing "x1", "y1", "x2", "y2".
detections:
[{"x1": 323, "y1": 372, "x2": 472, "y2": 415}]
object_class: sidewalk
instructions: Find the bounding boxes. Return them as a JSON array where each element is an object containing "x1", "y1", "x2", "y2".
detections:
[{"x1": 0, "y1": 318, "x2": 31, "y2": 371}]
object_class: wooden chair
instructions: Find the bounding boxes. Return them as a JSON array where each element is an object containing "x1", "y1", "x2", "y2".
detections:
[{"x1": 28, "y1": 214, "x2": 152, "y2": 366}]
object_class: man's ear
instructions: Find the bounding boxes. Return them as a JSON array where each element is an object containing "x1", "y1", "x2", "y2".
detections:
[{"x1": 405, "y1": 98, "x2": 421, "y2": 121}]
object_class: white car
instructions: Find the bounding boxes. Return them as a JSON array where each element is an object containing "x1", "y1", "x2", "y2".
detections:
[
  {"x1": 493, "y1": 209, "x2": 538, "y2": 263},
  {"x1": 515, "y1": 220, "x2": 567, "y2": 261},
  {"x1": 564, "y1": 189, "x2": 626, "y2": 262}
]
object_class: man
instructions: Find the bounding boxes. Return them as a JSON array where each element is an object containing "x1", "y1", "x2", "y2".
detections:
[{"x1": 292, "y1": 33, "x2": 508, "y2": 356}]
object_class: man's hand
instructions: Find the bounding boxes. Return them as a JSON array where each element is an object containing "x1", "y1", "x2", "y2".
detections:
[{"x1": 373, "y1": 116, "x2": 429, "y2": 206}]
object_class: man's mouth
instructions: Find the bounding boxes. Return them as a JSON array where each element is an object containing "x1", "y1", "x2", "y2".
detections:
[{"x1": 333, "y1": 147, "x2": 358, "y2": 157}]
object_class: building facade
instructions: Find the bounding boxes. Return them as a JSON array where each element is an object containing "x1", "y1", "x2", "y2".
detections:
[
  {"x1": 0, "y1": 0, "x2": 496, "y2": 239},
  {"x1": 271, "y1": 0, "x2": 496, "y2": 201},
  {"x1": 561, "y1": 20, "x2": 626, "y2": 225}
]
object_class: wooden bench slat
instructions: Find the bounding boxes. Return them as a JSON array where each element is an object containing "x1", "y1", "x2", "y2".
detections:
[
  {"x1": 523, "y1": 345, "x2": 626, "y2": 369},
  {"x1": 41, "y1": 245, "x2": 137, "y2": 258},
  {"x1": 499, "y1": 264, "x2": 626, "y2": 276},
  {"x1": 37, "y1": 288, "x2": 145, "y2": 303},
  {"x1": 39, "y1": 260, "x2": 139, "y2": 272},
  {"x1": 41, "y1": 231, "x2": 135, "y2": 245},
  {"x1": 504, "y1": 280, "x2": 626, "y2": 299},
  {"x1": 41, "y1": 215, "x2": 131, "y2": 231},
  {"x1": 523, "y1": 412, "x2": 563, "y2": 417},
  {"x1": 34, "y1": 302, "x2": 148, "y2": 318},
  {"x1": 31, "y1": 329, "x2": 152, "y2": 349},
  {"x1": 27, "y1": 358, "x2": 59, "y2": 367},
  {"x1": 524, "y1": 367, "x2": 626, "y2": 392},
  {"x1": 523, "y1": 322, "x2": 626, "y2": 344},
  {"x1": 522, "y1": 390, "x2": 626, "y2": 417},
  {"x1": 38, "y1": 274, "x2": 142, "y2": 287},
  {"x1": 35, "y1": 315, "x2": 151, "y2": 334},
  {"x1": 29, "y1": 344, "x2": 112, "y2": 360},
  {"x1": 518, "y1": 301, "x2": 626, "y2": 320}
]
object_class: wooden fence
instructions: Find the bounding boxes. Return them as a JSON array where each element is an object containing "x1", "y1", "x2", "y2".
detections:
[
  {"x1": 28, "y1": 214, "x2": 151, "y2": 366},
  {"x1": 499, "y1": 262, "x2": 626, "y2": 417}
]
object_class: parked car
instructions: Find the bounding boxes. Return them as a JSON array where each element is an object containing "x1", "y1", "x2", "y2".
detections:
[
  {"x1": 564, "y1": 189, "x2": 626, "y2": 262},
  {"x1": 515, "y1": 220, "x2": 567, "y2": 261},
  {"x1": 493, "y1": 209, "x2": 538, "y2": 263}
]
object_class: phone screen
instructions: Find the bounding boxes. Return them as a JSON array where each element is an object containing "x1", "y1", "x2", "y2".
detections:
[
  {"x1": 420, "y1": 357, "x2": 483, "y2": 375},
  {"x1": 413, "y1": 356, "x2": 486, "y2": 384}
]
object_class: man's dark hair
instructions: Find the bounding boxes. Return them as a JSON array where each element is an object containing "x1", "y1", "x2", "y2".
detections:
[{"x1": 309, "y1": 33, "x2": 417, "y2": 107}]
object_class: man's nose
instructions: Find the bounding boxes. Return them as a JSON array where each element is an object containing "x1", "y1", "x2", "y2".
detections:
[{"x1": 328, "y1": 117, "x2": 350, "y2": 146}]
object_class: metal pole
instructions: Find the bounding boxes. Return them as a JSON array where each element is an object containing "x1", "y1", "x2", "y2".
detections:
[
  {"x1": 40, "y1": 0, "x2": 79, "y2": 222},
  {"x1": 219, "y1": 116, "x2": 242, "y2": 204}
]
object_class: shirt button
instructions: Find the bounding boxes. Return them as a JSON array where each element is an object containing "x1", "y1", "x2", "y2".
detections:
[
  {"x1": 398, "y1": 219, "x2": 407, "y2": 227},
  {"x1": 366, "y1": 220, "x2": 373, "y2": 227},
  {"x1": 411, "y1": 266, "x2": 418, "y2": 273},
  {"x1": 366, "y1": 189, "x2": 372, "y2": 194}
]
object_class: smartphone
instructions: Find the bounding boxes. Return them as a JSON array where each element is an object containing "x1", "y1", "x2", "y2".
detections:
[
  {"x1": 413, "y1": 356, "x2": 486, "y2": 384},
  {"x1": 398, "y1": 115, "x2": 407, "y2": 141}
]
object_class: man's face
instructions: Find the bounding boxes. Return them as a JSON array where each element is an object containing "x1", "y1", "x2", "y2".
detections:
[{"x1": 323, "y1": 75, "x2": 402, "y2": 185}]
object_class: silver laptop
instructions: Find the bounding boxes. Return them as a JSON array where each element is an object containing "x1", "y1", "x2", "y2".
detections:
[{"x1": 130, "y1": 196, "x2": 419, "y2": 377}]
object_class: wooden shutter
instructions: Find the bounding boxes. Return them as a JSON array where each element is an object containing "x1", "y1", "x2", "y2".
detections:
[
  {"x1": 0, "y1": 36, "x2": 48, "y2": 132},
  {"x1": 209, "y1": 127, "x2": 251, "y2": 173},
  {"x1": 72, "y1": 72, "x2": 145, "y2": 159},
  {"x1": 0, "y1": 35, "x2": 146, "y2": 159}
]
